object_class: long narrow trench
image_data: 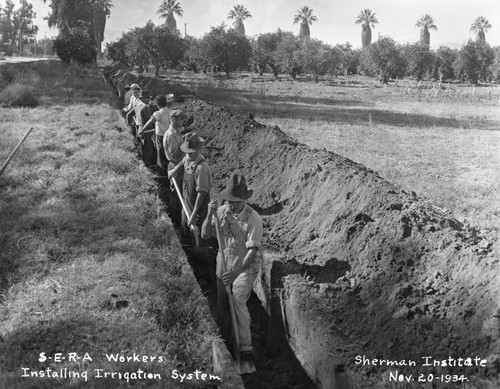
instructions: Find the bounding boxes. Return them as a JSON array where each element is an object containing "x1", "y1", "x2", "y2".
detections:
[{"x1": 153, "y1": 173, "x2": 316, "y2": 389}]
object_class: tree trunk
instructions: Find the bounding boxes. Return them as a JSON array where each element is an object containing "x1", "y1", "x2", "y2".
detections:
[
  {"x1": 420, "y1": 27, "x2": 430, "y2": 47},
  {"x1": 299, "y1": 22, "x2": 310, "y2": 42},
  {"x1": 166, "y1": 13, "x2": 177, "y2": 33},
  {"x1": 476, "y1": 30, "x2": 485, "y2": 43},
  {"x1": 361, "y1": 24, "x2": 372, "y2": 48},
  {"x1": 235, "y1": 19, "x2": 245, "y2": 35}
]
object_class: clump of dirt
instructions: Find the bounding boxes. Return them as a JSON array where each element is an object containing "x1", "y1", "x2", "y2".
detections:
[{"x1": 104, "y1": 65, "x2": 500, "y2": 388}]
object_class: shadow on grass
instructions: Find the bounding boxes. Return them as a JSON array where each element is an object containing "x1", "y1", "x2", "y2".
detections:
[{"x1": 193, "y1": 86, "x2": 496, "y2": 130}]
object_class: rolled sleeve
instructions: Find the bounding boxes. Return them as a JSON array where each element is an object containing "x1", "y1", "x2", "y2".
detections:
[
  {"x1": 196, "y1": 162, "x2": 213, "y2": 193},
  {"x1": 245, "y1": 212, "x2": 263, "y2": 249}
]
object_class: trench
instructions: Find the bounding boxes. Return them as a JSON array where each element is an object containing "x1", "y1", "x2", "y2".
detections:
[
  {"x1": 154, "y1": 174, "x2": 316, "y2": 389},
  {"x1": 104, "y1": 64, "x2": 500, "y2": 389}
]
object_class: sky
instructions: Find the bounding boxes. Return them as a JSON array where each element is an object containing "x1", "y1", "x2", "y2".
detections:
[{"x1": 29, "y1": 0, "x2": 500, "y2": 49}]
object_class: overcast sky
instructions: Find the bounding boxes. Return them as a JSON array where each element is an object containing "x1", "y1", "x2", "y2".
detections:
[{"x1": 31, "y1": 0, "x2": 500, "y2": 49}]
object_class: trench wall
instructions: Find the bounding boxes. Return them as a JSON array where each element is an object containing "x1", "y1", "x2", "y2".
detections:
[{"x1": 104, "y1": 64, "x2": 500, "y2": 388}]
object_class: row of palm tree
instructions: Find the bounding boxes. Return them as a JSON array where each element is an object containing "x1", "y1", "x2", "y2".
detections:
[{"x1": 155, "y1": 1, "x2": 493, "y2": 48}]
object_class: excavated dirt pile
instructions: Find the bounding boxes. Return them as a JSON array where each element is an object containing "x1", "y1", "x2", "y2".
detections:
[{"x1": 105, "y1": 65, "x2": 500, "y2": 389}]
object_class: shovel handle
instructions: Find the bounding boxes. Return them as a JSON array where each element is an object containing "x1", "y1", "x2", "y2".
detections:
[
  {"x1": 214, "y1": 214, "x2": 241, "y2": 364},
  {"x1": 0, "y1": 127, "x2": 34, "y2": 176}
]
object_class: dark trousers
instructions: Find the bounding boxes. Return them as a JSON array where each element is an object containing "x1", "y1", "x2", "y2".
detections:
[{"x1": 155, "y1": 135, "x2": 168, "y2": 176}]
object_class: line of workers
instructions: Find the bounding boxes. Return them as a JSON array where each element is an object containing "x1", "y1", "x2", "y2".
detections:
[{"x1": 121, "y1": 83, "x2": 264, "y2": 365}]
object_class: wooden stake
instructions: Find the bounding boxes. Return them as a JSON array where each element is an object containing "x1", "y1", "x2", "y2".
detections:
[{"x1": 0, "y1": 127, "x2": 34, "y2": 176}]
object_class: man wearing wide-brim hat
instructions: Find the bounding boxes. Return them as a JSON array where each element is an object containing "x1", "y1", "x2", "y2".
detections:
[
  {"x1": 201, "y1": 171, "x2": 263, "y2": 362},
  {"x1": 168, "y1": 132, "x2": 213, "y2": 247}
]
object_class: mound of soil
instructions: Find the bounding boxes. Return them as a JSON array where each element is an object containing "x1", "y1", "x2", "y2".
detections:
[{"x1": 104, "y1": 65, "x2": 500, "y2": 388}]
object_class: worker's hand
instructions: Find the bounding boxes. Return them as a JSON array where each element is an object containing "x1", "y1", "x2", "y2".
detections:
[
  {"x1": 167, "y1": 170, "x2": 173, "y2": 180},
  {"x1": 221, "y1": 271, "x2": 237, "y2": 286},
  {"x1": 207, "y1": 199, "x2": 218, "y2": 215}
]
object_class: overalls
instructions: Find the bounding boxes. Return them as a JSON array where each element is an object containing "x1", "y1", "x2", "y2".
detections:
[
  {"x1": 216, "y1": 205, "x2": 258, "y2": 353},
  {"x1": 182, "y1": 158, "x2": 210, "y2": 245}
]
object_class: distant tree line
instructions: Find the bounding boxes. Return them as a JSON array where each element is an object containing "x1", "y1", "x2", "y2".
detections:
[{"x1": 105, "y1": 22, "x2": 500, "y2": 85}]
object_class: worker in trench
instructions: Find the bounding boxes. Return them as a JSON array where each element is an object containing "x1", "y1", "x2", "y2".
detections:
[
  {"x1": 201, "y1": 171, "x2": 263, "y2": 362},
  {"x1": 168, "y1": 133, "x2": 214, "y2": 285}
]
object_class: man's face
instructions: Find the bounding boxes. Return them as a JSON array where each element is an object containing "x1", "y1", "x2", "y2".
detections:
[
  {"x1": 187, "y1": 150, "x2": 199, "y2": 161},
  {"x1": 228, "y1": 200, "x2": 245, "y2": 214},
  {"x1": 172, "y1": 116, "x2": 183, "y2": 127},
  {"x1": 133, "y1": 89, "x2": 140, "y2": 97}
]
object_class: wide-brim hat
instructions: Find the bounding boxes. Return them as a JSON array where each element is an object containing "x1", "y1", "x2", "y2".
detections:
[
  {"x1": 166, "y1": 93, "x2": 175, "y2": 103},
  {"x1": 220, "y1": 171, "x2": 253, "y2": 201},
  {"x1": 180, "y1": 133, "x2": 205, "y2": 153},
  {"x1": 130, "y1": 83, "x2": 140, "y2": 90}
]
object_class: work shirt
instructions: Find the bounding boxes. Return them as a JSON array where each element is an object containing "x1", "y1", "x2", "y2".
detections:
[
  {"x1": 152, "y1": 107, "x2": 170, "y2": 137},
  {"x1": 133, "y1": 102, "x2": 152, "y2": 133},
  {"x1": 182, "y1": 154, "x2": 212, "y2": 193},
  {"x1": 214, "y1": 203, "x2": 263, "y2": 278},
  {"x1": 163, "y1": 125, "x2": 185, "y2": 164},
  {"x1": 124, "y1": 95, "x2": 140, "y2": 112}
]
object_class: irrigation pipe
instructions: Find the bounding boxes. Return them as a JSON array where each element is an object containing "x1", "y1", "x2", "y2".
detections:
[{"x1": 0, "y1": 126, "x2": 34, "y2": 176}]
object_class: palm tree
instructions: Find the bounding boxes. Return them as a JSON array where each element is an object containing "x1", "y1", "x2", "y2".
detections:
[
  {"x1": 355, "y1": 9, "x2": 378, "y2": 48},
  {"x1": 227, "y1": 5, "x2": 251, "y2": 35},
  {"x1": 92, "y1": 0, "x2": 113, "y2": 56},
  {"x1": 415, "y1": 14, "x2": 437, "y2": 47},
  {"x1": 157, "y1": 0, "x2": 183, "y2": 33},
  {"x1": 293, "y1": 6, "x2": 317, "y2": 42},
  {"x1": 470, "y1": 16, "x2": 491, "y2": 43}
]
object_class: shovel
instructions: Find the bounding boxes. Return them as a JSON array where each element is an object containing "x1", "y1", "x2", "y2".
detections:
[
  {"x1": 213, "y1": 193, "x2": 256, "y2": 375},
  {"x1": 170, "y1": 175, "x2": 201, "y2": 247}
]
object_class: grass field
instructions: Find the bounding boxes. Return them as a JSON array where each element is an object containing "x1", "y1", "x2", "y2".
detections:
[
  {"x1": 0, "y1": 62, "x2": 219, "y2": 388},
  {"x1": 159, "y1": 69, "x2": 500, "y2": 234}
]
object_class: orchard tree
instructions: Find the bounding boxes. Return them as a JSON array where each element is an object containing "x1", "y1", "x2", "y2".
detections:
[
  {"x1": 403, "y1": 43, "x2": 435, "y2": 81},
  {"x1": 454, "y1": 40, "x2": 495, "y2": 84},
  {"x1": 360, "y1": 36, "x2": 405, "y2": 83},
  {"x1": 251, "y1": 32, "x2": 281, "y2": 76},
  {"x1": 434, "y1": 46, "x2": 457, "y2": 80},
  {"x1": 198, "y1": 24, "x2": 252, "y2": 78},
  {"x1": 336, "y1": 43, "x2": 361, "y2": 75},
  {"x1": 273, "y1": 30, "x2": 302, "y2": 78},
  {"x1": 181, "y1": 35, "x2": 203, "y2": 72},
  {"x1": 105, "y1": 35, "x2": 130, "y2": 64},
  {"x1": 296, "y1": 39, "x2": 344, "y2": 80}
]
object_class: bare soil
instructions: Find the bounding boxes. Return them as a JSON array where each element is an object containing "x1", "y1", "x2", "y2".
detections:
[{"x1": 105, "y1": 64, "x2": 500, "y2": 389}]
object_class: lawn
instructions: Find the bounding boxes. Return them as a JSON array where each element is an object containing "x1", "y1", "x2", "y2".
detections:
[
  {"x1": 160, "y1": 69, "x2": 500, "y2": 233},
  {"x1": 0, "y1": 62, "x2": 221, "y2": 389}
]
